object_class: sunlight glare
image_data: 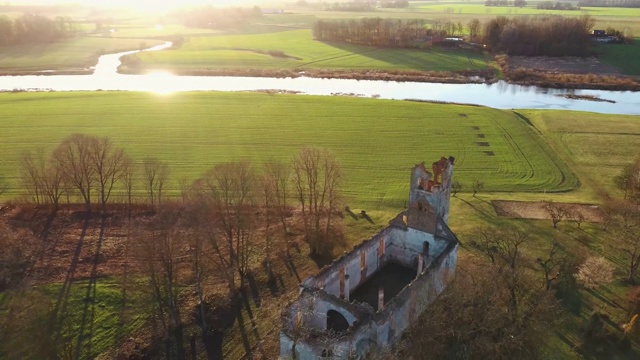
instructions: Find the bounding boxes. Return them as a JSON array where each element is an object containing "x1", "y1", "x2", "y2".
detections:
[
  {"x1": 155, "y1": 24, "x2": 164, "y2": 31},
  {"x1": 144, "y1": 71, "x2": 176, "y2": 95}
]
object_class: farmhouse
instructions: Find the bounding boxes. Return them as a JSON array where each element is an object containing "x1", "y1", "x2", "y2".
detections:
[{"x1": 280, "y1": 157, "x2": 459, "y2": 359}]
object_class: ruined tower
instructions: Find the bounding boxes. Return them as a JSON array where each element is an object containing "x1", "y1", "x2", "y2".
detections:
[{"x1": 280, "y1": 157, "x2": 458, "y2": 359}]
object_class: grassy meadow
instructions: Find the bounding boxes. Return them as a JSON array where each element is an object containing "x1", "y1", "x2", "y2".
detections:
[
  {"x1": 134, "y1": 28, "x2": 488, "y2": 72},
  {"x1": 597, "y1": 41, "x2": 640, "y2": 76},
  {"x1": 2, "y1": 1, "x2": 640, "y2": 75},
  {"x1": 520, "y1": 109, "x2": 640, "y2": 197},
  {"x1": 0, "y1": 91, "x2": 577, "y2": 207}
]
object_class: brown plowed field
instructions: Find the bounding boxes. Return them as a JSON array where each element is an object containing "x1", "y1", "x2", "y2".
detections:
[{"x1": 492, "y1": 200, "x2": 605, "y2": 222}]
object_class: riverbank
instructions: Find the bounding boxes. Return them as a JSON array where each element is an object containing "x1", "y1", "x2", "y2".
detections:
[
  {"x1": 118, "y1": 66, "x2": 497, "y2": 84},
  {"x1": 0, "y1": 69, "x2": 93, "y2": 76},
  {"x1": 497, "y1": 54, "x2": 640, "y2": 91},
  {"x1": 3, "y1": 66, "x2": 638, "y2": 91}
]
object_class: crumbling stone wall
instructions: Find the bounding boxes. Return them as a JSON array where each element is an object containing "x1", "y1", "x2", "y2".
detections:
[{"x1": 280, "y1": 159, "x2": 458, "y2": 359}]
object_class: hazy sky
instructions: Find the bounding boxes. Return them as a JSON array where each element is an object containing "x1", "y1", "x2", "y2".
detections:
[{"x1": 10, "y1": 0, "x2": 261, "y2": 11}]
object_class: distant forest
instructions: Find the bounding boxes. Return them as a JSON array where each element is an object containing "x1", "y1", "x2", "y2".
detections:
[
  {"x1": 578, "y1": 0, "x2": 640, "y2": 7},
  {"x1": 323, "y1": 1, "x2": 376, "y2": 11},
  {"x1": 168, "y1": 6, "x2": 262, "y2": 29},
  {"x1": 313, "y1": 18, "x2": 461, "y2": 48},
  {"x1": 484, "y1": 0, "x2": 528, "y2": 7},
  {"x1": 484, "y1": 15, "x2": 595, "y2": 56},
  {"x1": 0, "y1": 14, "x2": 76, "y2": 46}
]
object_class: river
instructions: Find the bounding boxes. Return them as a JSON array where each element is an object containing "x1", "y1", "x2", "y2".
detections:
[{"x1": 1, "y1": 42, "x2": 639, "y2": 115}]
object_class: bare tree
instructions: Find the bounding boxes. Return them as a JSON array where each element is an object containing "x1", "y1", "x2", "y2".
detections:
[
  {"x1": 143, "y1": 157, "x2": 169, "y2": 208},
  {"x1": 543, "y1": 200, "x2": 568, "y2": 229},
  {"x1": 537, "y1": 241, "x2": 562, "y2": 291},
  {"x1": 467, "y1": 18, "x2": 481, "y2": 41},
  {"x1": 613, "y1": 157, "x2": 640, "y2": 200},
  {"x1": 292, "y1": 147, "x2": 343, "y2": 258},
  {"x1": 569, "y1": 208, "x2": 586, "y2": 229},
  {"x1": 575, "y1": 256, "x2": 615, "y2": 289},
  {"x1": 121, "y1": 157, "x2": 134, "y2": 216},
  {"x1": 19, "y1": 149, "x2": 46, "y2": 204},
  {"x1": 609, "y1": 200, "x2": 640, "y2": 282},
  {"x1": 264, "y1": 159, "x2": 291, "y2": 235},
  {"x1": 19, "y1": 149, "x2": 65, "y2": 209},
  {"x1": 52, "y1": 134, "x2": 97, "y2": 211},
  {"x1": 393, "y1": 259, "x2": 559, "y2": 360},
  {"x1": 474, "y1": 226, "x2": 529, "y2": 319},
  {"x1": 89, "y1": 136, "x2": 129, "y2": 212},
  {"x1": 261, "y1": 173, "x2": 275, "y2": 273},
  {"x1": 133, "y1": 209, "x2": 186, "y2": 358},
  {"x1": 471, "y1": 178, "x2": 484, "y2": 197},
  {"x1": 198, "y1": 161, "x2": 256, "y2": 293},
  {"x1": 451, "y1": 180, "x2": 462, "y2": 197}
]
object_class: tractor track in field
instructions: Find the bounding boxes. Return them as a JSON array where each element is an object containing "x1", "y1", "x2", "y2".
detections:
[{"x1": 296, "y1": 47, "x2": 379, "y2": 68}]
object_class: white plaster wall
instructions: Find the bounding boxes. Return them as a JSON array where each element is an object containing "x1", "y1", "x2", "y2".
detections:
[
  {"x1": 308, "y1": 230, "x2": 390, "y2": 299},
  {"x1": 300, "y1": 297, "x2": 358, "y2": 330},
  {"x1": 387, "y1": 227, "x2": 446, "y2": 265}
]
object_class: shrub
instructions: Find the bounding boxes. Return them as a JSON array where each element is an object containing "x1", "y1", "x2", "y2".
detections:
[{"x1": 575, "y1": 256, "x2": 615, "y2": 289}]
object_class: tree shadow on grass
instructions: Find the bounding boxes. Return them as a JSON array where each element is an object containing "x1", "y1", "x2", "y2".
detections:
[
  {"x1": 50, "y1": 214, "x2": 91, "y2": 343},
  {"x1": 75, "y1": 215, "x2": 107, "y2": 358}
]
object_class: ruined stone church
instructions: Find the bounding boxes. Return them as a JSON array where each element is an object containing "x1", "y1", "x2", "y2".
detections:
[{"x1": 280, "y1": 156, "x2": 459, "y2": 359}]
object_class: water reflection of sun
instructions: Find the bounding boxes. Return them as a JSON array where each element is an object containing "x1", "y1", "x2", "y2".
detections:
[{"x1": 144, "y1": 71, "x2": 176, "y2": 95}]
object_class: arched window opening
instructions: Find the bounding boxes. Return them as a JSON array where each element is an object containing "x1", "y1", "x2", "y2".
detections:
[{"x1": 326, "y1": 309, "x2": 349, "y2": 333}]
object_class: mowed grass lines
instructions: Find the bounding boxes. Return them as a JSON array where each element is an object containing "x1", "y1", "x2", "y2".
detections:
[
  {"x1": 521, "y1": 110, "x2": 640, "y2": 195},
  {"x1": 135, "y1": 29, "x2": 488, "y2": 72},
  {"x1": 0, "y1": 37, "x2": 164, "y2": 72},
  {"x1": 0, "y1": 92, "x2": 576, "y2": 206}
]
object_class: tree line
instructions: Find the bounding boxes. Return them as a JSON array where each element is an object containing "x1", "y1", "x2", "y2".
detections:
[
  {"x1": 167, "y1": 6, "x2": 262, "y2": 29},
  {"x1": 5, "y1": 134, "x2": 345, "y2": 358},
  {"x1": 578, "y1": 0, "x2": 640, "y2": 7},
  {"x1": 536, "y1": 1, "x2": 580, "y2": 10},
  {"x1": 485, "y1": 0, "x2": 527, "y2": 7},
  {"x1": 17, "y1": 133, "x2": 344, "y2": 262},
  {"x1": 323, "y1": 1, "x2": 376, "y2": 11},
  {"x1": 0, "y1": 13, "x2": 77, "y2": 46},
  {"x1": 380, "y1": 0, "x2": 410, "y2": 8},
  {"x1": 313, "y1": 14, "x2": 596, "y2": 55},
  {"x1": 313, "y1": 18, "x2": 472, "y2": 48},
  {"x1": 484, "y1": 15, "x2": 596, "y2": 56},
  {"x1": 18, "y1": 135, "x2": 344, "y2": 258}
]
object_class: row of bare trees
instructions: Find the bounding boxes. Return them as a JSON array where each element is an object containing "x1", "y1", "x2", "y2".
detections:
[
  {"x1": 19, "y1": 133, "x2": 169, "y2": 212},
  {"x1": 130, "y1": 147, "x2": 343, "y2": 358}
]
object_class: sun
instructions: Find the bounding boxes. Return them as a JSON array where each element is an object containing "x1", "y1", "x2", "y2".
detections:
[{"x1": 74, "y1": 0, "x2": 253, "y2": 12}]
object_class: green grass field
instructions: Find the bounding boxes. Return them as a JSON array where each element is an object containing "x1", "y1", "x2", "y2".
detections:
[
  {"x1": 133, "y1": 29, "x2": 488, "y2": 72},
  {"x1": 0, "y1": 37, "x2": 163, "y2": 72},
  {"x1": 597, "y1": 40, "x2": 640, "y2": 76},
  {"x1": 519, "y1": 109, "x2": 640, "y2": 197},
  {"x1": 0, "y1": 92, "x2": 577, "y2": 207},
  {"x1": 0, "y1": 280, "x2": 145, "y2": 359}
]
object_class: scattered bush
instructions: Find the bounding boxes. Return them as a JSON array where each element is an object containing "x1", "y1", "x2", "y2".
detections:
[{"x1": 575, "y1": 256, "x2": 615, "y2": 289}]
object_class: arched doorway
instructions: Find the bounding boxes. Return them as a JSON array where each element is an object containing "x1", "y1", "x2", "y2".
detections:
[{"x1": 326, "y1": 309, "x2": 349, "y2": 332}]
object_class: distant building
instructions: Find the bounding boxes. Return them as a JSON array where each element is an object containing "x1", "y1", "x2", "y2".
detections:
[{"x1": 280, "y1": 157, "x2": 459, "y2": 359}]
